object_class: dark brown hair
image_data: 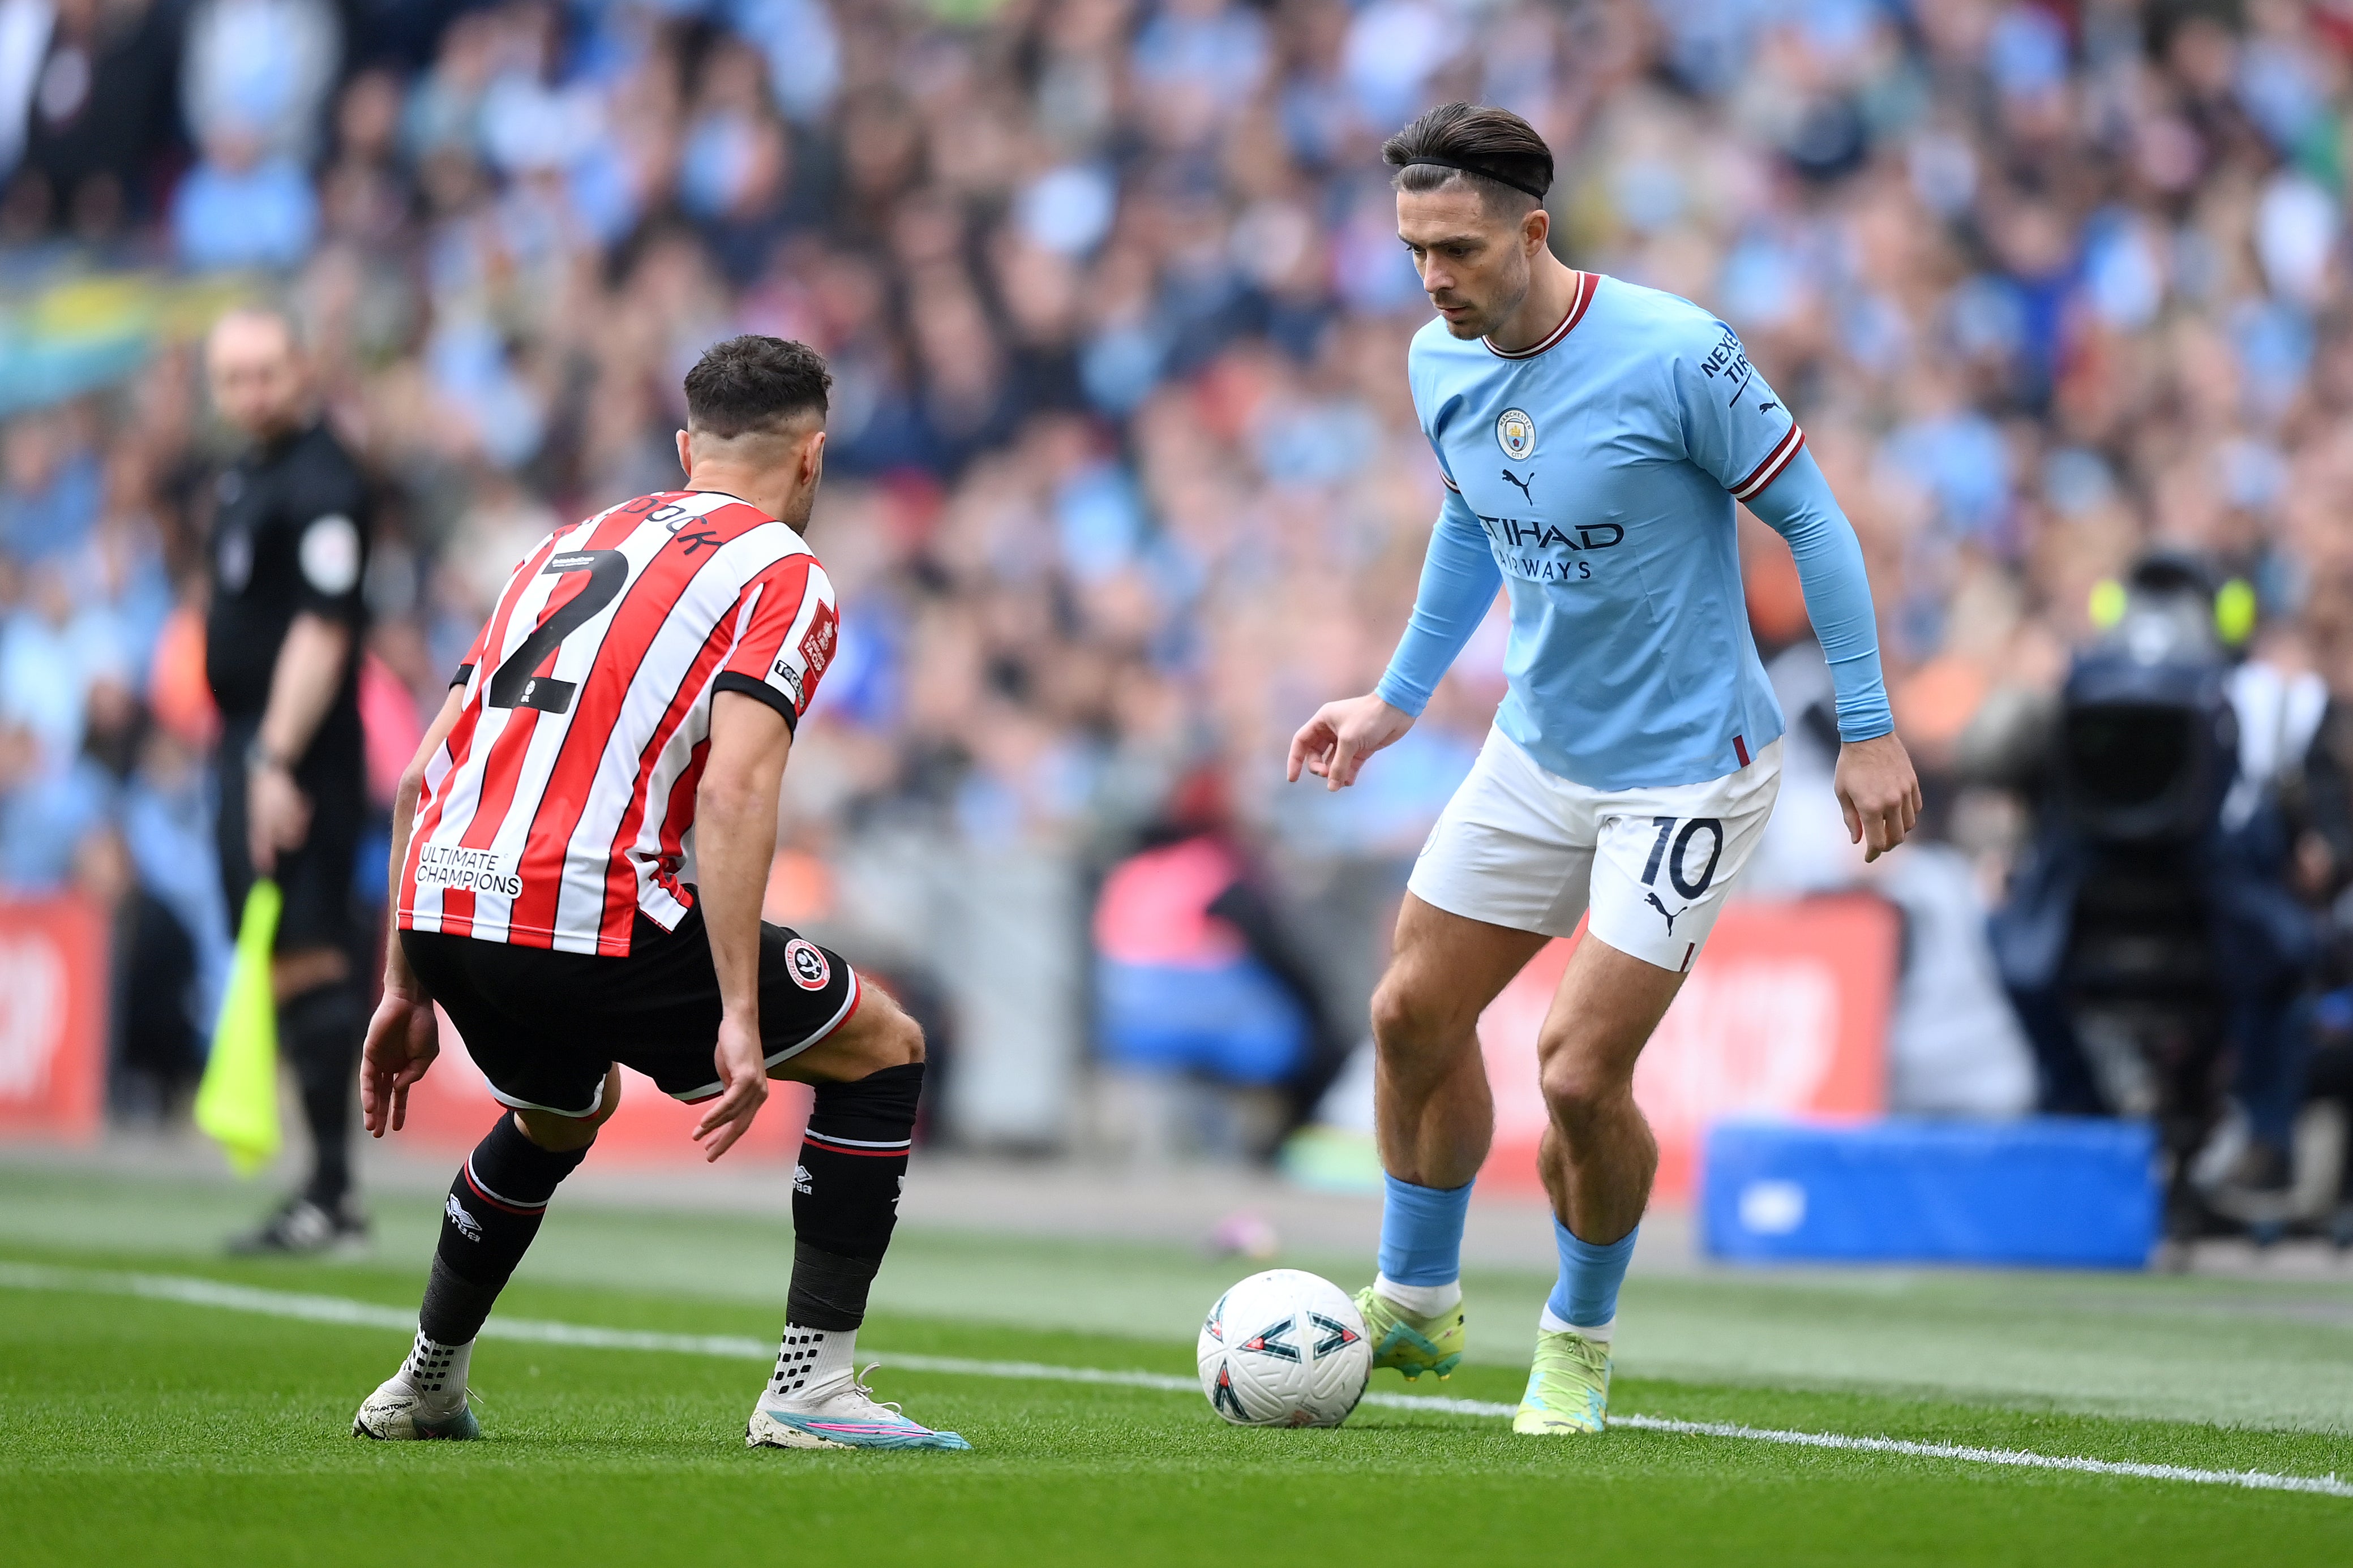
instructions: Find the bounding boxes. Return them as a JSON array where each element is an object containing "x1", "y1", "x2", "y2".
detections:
[
  {"x1": 1382, "y1": 102, "x2": 1554, "y2": 214},
  {"x1": 683, "y1": 335, "x2": 832, "y2": 437}
]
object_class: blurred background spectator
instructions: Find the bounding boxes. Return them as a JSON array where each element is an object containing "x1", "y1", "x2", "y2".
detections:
[{"x1": 2, "y1": 2, "x2": 2352, "y2": 1225}]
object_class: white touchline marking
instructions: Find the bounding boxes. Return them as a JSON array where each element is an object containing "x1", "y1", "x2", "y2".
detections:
[{"x1": 3, "y1": 1261, "x2": 2346, "y2": 1499}]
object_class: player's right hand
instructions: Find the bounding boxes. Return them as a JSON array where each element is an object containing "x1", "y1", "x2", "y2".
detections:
[
  {"x1": 693, "y1": 1010, "x2": 769, "y2": 1162},
  {"x1": 1287, "y1": 694, "x2": 1416, "y2": 792},
  {"x1": 361, "y1": 989, "x2": 439, "y2": 1138}
]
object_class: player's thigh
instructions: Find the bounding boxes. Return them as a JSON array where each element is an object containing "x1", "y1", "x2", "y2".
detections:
[
  {"x1": 1582, "y1": 745, "x2": 1782, "y2": 978},
  {"x1": 1405, "y1": 728, "x2": 1599, "y2": 943},
  {"x1": 515, "y1": 1066, "x2": 624, "y2": 1151},
  {"x1": 399, "y1": 929, "x2": 617, "y2": 1120},
  {"x1": 774, "y1": 978, "x2": 923, "y2": 1084},
  {"x1": 1371, "y1": 893, "x2": 1551, "y2": 1055},
  {"x1": 1534, "y1": 935, "x2": 1687, "y2": 1106},
  {"x1": 608, "y1": 920, "x2": 871, "y2": 1101}
]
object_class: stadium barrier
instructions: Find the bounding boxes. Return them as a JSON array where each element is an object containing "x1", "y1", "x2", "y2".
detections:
[
  {"x1": 1698, "y1": 1117, "x2": 2161, "y2": 1269},
  {"x1": 0, "y1": 895, "x2": 108, "y2": 1142},
  {"x1": 1475, "y1": 895, "x2": 1898, "y2": 1202}
]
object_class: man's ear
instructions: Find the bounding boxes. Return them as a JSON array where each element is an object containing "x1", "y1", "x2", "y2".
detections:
[
  {"x1": 802, "y1": 429, "x2": 826, "y2": 486},
  {"x1": 1523, "y1": 204, "x2": 1550, "y2": 254},
  {"x1": 675, "y1": 428, "x2": 693, "y2": 478}
]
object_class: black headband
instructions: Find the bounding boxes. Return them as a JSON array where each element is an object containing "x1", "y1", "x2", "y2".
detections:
[{"x1": 1401, "y1": 156, "x2": 1550, "y2": 201}]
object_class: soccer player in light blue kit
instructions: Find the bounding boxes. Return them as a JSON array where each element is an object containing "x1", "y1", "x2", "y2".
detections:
[{"x1": 1288, "y1": 104, "x2": 1922, "y2": 1434}]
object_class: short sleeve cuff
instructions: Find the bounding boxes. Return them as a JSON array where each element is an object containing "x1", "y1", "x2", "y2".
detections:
[{"x1": 713, "y1": 671, "x2": 799, "y2": 732}]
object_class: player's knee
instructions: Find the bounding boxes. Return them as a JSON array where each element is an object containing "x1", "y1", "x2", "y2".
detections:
[
  {"x1": 1370, "y1": 973, "x2": 1460, "y2": 1056},
  {"x1": 1537, "y1": 1050, "x2": 1622, "y2": 1125},
  {"x1": 875, "y1": 1003, "x2": 925, "y2": 1069},
  {"x1": 515, "y1": 1067, "x2": 621, "y2": 1150},
  {"x1": 844, "y1": 993, "x2": 925, "y2": 1075}
]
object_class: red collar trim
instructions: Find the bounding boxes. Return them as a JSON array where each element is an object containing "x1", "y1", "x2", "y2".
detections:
[{"x1": 1484, "y1": 270, "x2": 1597, "y2": 359}]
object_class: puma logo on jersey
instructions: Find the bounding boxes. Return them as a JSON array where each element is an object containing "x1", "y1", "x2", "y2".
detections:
[
  {"x1": 1501, "y1": 467, "x2": 1536, "y2": 503},
  {"x1": 1645, "y1": 891, "x2": 1683, "y2": 934},
  {"x1": 1758, "y1": 401, "x2": 1778, "y2": 414}
]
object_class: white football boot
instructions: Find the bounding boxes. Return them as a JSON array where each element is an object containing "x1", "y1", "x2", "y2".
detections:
[
  {"x1": 747, "y1": 1366, "x2": 970, "y2": 1451},
  {"x1": 353, "y1": 1331, "x2": 481, "y2": 1440}
]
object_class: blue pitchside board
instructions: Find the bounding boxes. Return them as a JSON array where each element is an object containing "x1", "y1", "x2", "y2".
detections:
[{"x1": 1699, "y1": 1118, "x2": 2160, "y2": 1269}]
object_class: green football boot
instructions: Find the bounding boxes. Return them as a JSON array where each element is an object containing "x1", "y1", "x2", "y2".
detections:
[
  {"x1": 1512, "y1": 1328, "x2": 1610, "y2": 1434},
  {"x1": 1353, "y1": 1285, "x2": 1465, "y2": 1382}
]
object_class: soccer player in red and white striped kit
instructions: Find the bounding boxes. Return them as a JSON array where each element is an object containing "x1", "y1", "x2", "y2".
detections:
[{"x1": 352, "y1": 336, "x2": 967, "y2": 1451}]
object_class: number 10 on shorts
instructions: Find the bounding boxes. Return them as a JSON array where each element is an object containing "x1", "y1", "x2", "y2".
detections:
[{"x1": 1641, "y1": 815, "x2": 1722, "y2": 900}]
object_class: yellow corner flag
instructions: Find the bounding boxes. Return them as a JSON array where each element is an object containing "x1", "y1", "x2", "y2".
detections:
[{"x1": 195, "y1": 880, "x2": 284, "y2": 1176}]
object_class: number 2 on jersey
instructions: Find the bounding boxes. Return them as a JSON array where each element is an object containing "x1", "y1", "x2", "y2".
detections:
[{"x1": 487, "y1": 549, "x2": 628, "y2": 715}]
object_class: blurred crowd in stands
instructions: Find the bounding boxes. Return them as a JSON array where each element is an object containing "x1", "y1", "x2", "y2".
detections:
[{"x1": 11, "y1": 1, "x2": 2353, "y2": 1181}]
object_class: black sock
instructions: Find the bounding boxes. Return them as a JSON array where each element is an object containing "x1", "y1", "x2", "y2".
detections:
[
  {"x1": 282, "y1": 981, "x2": 362, "y2": 1210},
  {"x1": 420, "y1": 1115, "x2": 589, "y2": 1344},
  {"x1": 787, "y1": 1062, "x2": 923, "y2": 1330}
]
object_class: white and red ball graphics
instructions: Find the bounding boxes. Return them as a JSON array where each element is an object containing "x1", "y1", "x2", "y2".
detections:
[{"x1": 1197, "y1": 1269, "x2": 1371, "y2": 1428}]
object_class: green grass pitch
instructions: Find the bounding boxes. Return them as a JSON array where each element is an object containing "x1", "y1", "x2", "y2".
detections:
[{"x1": 2, "y1": 1166, "x2": 2350, "y2": 1566}]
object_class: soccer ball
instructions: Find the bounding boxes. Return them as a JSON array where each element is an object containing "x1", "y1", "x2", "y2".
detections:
[{"x1": 1197, "y1": 1268, "x2": 1371, "y2": 1428}]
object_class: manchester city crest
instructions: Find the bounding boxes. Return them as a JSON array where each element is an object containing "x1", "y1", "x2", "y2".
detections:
[{"x1": 1496, "y1": 407, "x2": 1537, "y2": 461}]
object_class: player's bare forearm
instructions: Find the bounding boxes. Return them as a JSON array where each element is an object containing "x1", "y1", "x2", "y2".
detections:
[
  {"x1": 382, "y1": 686, "x2": 465, "y2": 995},
  {"x1": 691, "y1": 692, "x2": 792, "y2": 1157},
  {"x1": 257, "y1": 613, "x2": 353, "y2": 765},
  {"x1": 362, "y1": 686, "x2": 464, "y2": 1139},
  {"x1": 697, "y1": 693, "x2": 794, "y2": 1016},
  {"x1": 1833, "y1": 731, "x2": 1921, "y2": 863}
]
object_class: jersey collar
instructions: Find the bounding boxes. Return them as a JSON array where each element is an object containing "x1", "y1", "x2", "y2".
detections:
[{"x1": 1482, "y1": 270, "x2": 1597, "y2": 360}]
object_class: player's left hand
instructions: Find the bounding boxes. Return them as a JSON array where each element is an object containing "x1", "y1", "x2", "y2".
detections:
[
  {"x1": 248, "y1": 762, "x2": 312, "y2": 875},
  {"x1": 1834, "y1": 732, "x2": 1922, "y2": 863},
  {"x1": 361, "y1": 989, "x2": 439, "y2": 1137}
]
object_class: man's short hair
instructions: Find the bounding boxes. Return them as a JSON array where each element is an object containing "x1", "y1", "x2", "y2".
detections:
[
  {"x1": 682, "y1": 336, "x2": 832, "y2": 439},
  {"x1": 209, "y1": 301, "x2": 307, "y2": 355},
  {"x1": 1382, "y1": 102, "x2": 1554, "y2": 216}
]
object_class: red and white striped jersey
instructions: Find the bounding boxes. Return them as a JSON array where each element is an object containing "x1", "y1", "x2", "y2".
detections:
[{"x1": 399, "y1": 489, "x2": 837, "y2": 956}]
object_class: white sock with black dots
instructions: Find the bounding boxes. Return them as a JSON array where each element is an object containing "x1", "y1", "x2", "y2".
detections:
[
  {"x1": 399, "y1": 1330, "x2": 472, "y2": 1412},
  {"x1": 764, "y1": 1325, "x2": 856, "y2": 1404}
]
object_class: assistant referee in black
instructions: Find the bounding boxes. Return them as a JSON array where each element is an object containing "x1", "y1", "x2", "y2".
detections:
[{"x1": 204, "y1": 306, "x2": 373, "y2": 1255}]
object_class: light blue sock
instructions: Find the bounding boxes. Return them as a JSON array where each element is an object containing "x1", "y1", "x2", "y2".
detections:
[
  {"x1": 1376, "y1": 1174, "x2": 1475, "y2": 1286},
  {"x1": 1546, "y1": 1219, "x2": 1638, "y2": 1328}
]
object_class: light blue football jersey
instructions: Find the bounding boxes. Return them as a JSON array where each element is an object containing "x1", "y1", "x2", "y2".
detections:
[{"x1": 1375, "y1": 271, "x2": 1874, "y2": 792}]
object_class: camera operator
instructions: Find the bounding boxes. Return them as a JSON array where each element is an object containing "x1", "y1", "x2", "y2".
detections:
[{"x1": 1986, "y1": 555, "x2": 2322, "y2": 1239}]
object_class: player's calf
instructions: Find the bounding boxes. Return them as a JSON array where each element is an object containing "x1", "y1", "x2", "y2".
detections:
[
  {"x1": 749, "y1": 1004, "x2": 966, "y2": 1450},
  {"x1": 352, "y1": 1082, "x2": 611, "y2": 1440}
]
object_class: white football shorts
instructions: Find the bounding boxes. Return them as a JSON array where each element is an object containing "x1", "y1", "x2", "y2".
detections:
[{"x1": 1407, "y1": 727, "x2": 1783, "y2": 973}]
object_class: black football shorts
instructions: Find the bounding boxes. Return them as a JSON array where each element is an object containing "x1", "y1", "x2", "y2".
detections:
[
  {"x1": 401, "y1": 905, "x2": 861, "y2": 1117},
  {"x1": 215, "y1": 714, "x2": 365, "y2": 955}
]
